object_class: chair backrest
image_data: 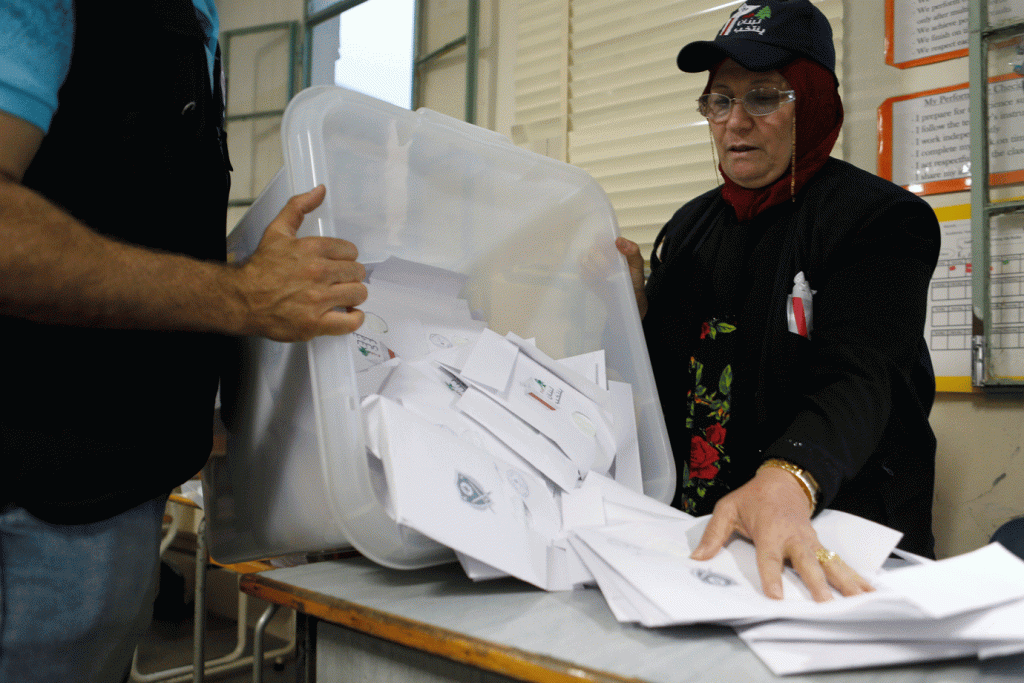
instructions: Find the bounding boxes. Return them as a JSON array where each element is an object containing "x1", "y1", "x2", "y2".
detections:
[{"x1": 992, "y1": 518, "x2": 1024, "y2": 560}]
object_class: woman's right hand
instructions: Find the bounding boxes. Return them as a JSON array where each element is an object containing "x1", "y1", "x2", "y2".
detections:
[
  {"x1": 615, "y1": 236, "x2": 648, "y2": 319},
  {"x1": 691, "y1": 466, "x2": 875, "y2": 602}
]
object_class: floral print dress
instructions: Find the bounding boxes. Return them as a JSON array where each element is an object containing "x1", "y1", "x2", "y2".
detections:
[
  {"x1": 671, "y1": 218, "x2": 767, "y2": 517},
  {"x1": 677, "y1": 318, "x2": 738, "y2": 514}
]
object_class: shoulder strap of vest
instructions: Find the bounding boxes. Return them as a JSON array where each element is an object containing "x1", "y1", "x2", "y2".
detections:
[{"x1": 147, "y1": 0, "x2": 204, "y2": 37}]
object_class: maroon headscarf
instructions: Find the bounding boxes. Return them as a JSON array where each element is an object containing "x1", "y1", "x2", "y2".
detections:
[{"x1": 712, "y1": 58, "x2": 844, "y2": 222}]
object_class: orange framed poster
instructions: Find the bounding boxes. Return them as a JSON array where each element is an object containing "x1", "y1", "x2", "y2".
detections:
[
  {"x1": 878, "y1": 74, "x2": 1024, "y2": 196},
  {"x1": 885, "y1": 0, "x2": 1024, "y2": 69},
  {"x1": 884, "y1": 0, "x2": 968, "y2": 69}
]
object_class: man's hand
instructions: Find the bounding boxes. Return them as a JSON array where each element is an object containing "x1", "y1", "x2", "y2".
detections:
[
  {"x1": 691, "y1": 466, "x2": 874, "y2": 601},
  {"x1": 227, "y1": 185, "x2": 367, "y2": 341}
]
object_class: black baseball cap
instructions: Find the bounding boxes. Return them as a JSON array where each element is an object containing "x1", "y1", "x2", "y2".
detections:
[{"x1": 677, "y1": 1, "x2": 835, "y2": 78}]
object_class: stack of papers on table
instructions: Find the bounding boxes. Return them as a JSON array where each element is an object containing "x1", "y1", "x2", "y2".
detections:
[
  {"x1": 350, "y1": 257, "x2": 1024, "y2": 674},
  {"x1": 569, "y1": 515, "x2": 1024, "y2": 674}
]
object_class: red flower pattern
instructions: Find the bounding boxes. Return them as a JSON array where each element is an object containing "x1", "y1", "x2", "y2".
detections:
[
  {"x1": 679, "y1": 317, "x2": 736, "y2": 514},
  {"x1": 689, "y1": 436, "x2": 720, "y2": 479},
  {"x1": 705, "y1": 423, "x2": 727, "y2": 445}
]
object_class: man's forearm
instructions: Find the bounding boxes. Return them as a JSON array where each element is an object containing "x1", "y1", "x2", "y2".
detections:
[
  {"x1": 1, "y1": 180, "x2": 249, "y2": 333},
  {"x1": 0, "y1": 181, "x2": 367, "y2": 340}
]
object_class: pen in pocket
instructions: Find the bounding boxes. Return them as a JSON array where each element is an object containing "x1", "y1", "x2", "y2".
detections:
[{"x1": 787, "y1": 271, "x2": 814, "y2": 338}]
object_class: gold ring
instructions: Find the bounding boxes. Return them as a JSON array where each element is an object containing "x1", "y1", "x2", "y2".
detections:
[{"x1": 815, "y1": 548, "x2": 839, "y2": 564}]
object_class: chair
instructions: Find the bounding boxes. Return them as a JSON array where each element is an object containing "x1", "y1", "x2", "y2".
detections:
[
  {"x1": 992, "y1": 517, "x2": 1024, "y2": 561},
  {"x1": 130, "y1": 494, "x2": 295, "y2": 683}
]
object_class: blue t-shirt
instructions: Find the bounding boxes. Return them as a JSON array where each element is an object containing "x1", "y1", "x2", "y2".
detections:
[{"x1": 0, "y1": 0, "x2": 219, "y2": 134}]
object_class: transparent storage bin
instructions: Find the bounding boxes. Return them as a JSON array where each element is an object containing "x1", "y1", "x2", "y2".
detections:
[{"x1": 204, "y1": 86, "x2": 674, "y2": 567}]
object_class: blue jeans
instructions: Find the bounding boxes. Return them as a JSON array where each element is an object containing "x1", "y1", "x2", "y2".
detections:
[{"x1": 0, "y1": 496, "x2": 167, "y2": 683}]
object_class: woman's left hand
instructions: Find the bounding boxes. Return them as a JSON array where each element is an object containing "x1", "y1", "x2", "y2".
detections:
[
  {"x1": 690, "y1": 466, "x2": 875, "y2": 601},
  {"x1": 615, "y1": 236, "x2": 648, "y2": 318}
]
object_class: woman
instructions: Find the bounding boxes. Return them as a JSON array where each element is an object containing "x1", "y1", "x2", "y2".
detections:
[{"x1": 617, "y1": 0, "x2": 939, "y2": 601}]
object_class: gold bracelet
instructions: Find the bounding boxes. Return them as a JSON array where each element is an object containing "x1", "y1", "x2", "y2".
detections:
[{"x1": 758, "y1": 458, "x2": 819, "y2": 513}]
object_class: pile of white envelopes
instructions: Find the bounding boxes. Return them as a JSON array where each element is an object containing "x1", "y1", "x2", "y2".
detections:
[
  {"x1": 353, "y1": 257, "x2": 1024, "y2": 675},
  {"x1": 354, "y1": 256, "x2": 654, "y2": 589},
  {"x1": 574, "y1": 515, "x2": 1024, "y2": 674}
]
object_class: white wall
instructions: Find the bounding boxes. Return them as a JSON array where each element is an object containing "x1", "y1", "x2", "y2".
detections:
[
  {"x1": 218, "y1": 2, "x2": 300, "y2": 29},
  {"x1": 215, "y1": 0, "x2": 1024, "y2": 559}
]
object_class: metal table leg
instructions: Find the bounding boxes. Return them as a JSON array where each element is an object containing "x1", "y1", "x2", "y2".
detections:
[{"x1": 296, "y1": 613, "x2": 317, "y2": 683}]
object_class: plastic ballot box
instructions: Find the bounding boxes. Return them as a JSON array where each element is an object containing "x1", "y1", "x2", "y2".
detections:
[{"x1": 205, "y1": 86, "x2": 674, "y2": 568}]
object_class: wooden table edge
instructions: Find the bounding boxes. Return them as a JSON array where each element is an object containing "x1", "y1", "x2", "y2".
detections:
[{"x1": 240, "y1": 572, "x2": 649, "y2": 683}]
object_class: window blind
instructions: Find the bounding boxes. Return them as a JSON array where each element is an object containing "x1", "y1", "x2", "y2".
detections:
[
  {"x1": 513, "y1": 0, "x2": 844, "y2": 258},
  {"x1": 511, "y1": 0, "x2": 570, "y2": 160}
]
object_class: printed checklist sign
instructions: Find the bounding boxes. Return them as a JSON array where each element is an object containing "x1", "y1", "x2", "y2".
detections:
[
  {"x1": 886, "y1": 0, "x2": 1024, "y2": 69},
  {"x1": 879, "y1": 75, "x2": 1024, "y2": 196},
  {"x1": 926, "y1": 204, "x2": 1024, "y2": 392}
]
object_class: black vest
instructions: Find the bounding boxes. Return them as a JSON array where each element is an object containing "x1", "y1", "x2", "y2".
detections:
[{"x1": 2, "y1": 0, "x2": 231, "y2": 523}]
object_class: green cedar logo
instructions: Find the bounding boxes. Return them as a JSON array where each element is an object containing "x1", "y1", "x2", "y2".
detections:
[{"x1": 755, "y1": 7, "x2": 771, "y2": 20}]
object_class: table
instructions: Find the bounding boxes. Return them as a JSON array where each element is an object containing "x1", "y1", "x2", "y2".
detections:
[{"x1": 240, "y1": 556, "x2": 1024, "y2": 683}]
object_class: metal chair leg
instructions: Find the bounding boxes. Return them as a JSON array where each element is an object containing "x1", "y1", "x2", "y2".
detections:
[
  {"x1": 252, "y1": 604, "x2": 281, "y2": 683},
  {"x1": 133, "y1": 499, "x2": 295, "y2": 683},
  {"x1": 193, "y1": 517, "x2": 207, "y2": 683}
]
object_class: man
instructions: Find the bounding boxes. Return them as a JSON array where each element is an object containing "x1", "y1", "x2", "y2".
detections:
[{"x1": 0, "y1": 2, "x2": 366, "y2": 680}]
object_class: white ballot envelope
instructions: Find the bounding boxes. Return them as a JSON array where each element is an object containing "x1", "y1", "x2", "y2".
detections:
[
  {"x1": 455, "y1": 386, "x2": 583, "y2": 492},
  {"x1": 358, "y1": 283, "x2": 484, "y2": 362},
  {"x1": 368, "y1": 395, "x2": 555, "y2": 589},
  {"x1": 569, "y1": 511, "x2": 905, "y2": 627},
  {"x1": 368, "y1": 256, "x2": 469, "y2": 303},
  {"x1": 459, "y1": 330, "x2": 616, "y2": 477}
]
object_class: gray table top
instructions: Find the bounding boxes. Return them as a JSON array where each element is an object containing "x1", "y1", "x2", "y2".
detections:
[{"x1": 242, "y1": 556, "x2": 1024, "y2": 683}]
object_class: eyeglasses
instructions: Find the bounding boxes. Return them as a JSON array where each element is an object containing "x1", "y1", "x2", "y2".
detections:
[{"x1": 697, "y1": 88, "x2": 796, "y2": 122}]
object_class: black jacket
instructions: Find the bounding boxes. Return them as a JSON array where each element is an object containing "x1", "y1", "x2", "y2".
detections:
[
  {"x1": 2, "y1": 0, "x2": 231, "y2": 523},
  {"x1": 644, "y1": 158, "x2": 940, "y2": 557}
]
